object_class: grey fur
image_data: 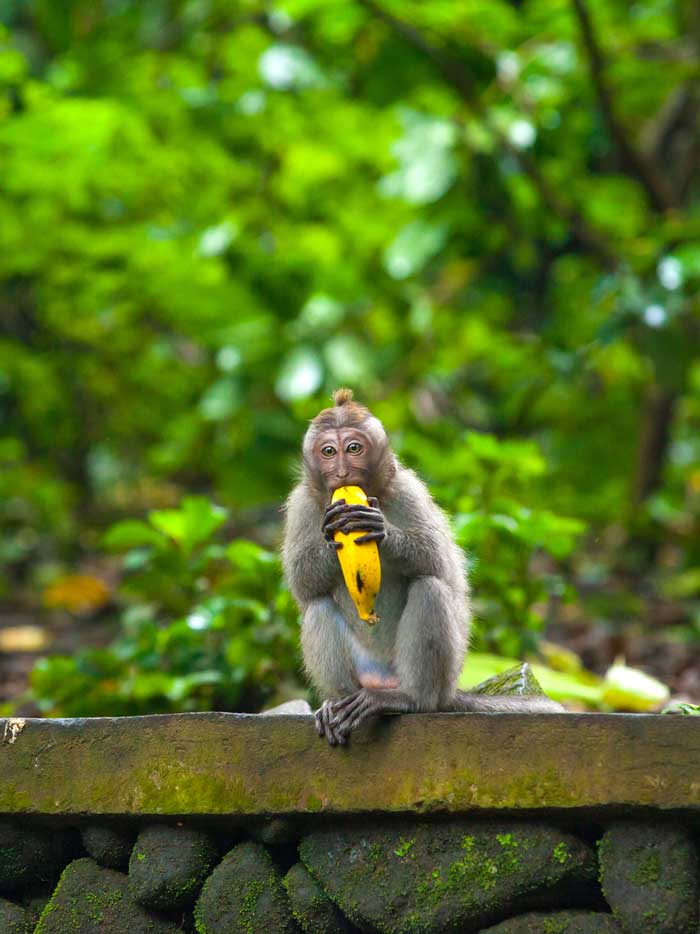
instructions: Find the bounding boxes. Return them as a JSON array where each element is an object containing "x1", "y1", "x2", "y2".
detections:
[{"x1": 282, "y1": 425, "x2": 563, "y2": 731}]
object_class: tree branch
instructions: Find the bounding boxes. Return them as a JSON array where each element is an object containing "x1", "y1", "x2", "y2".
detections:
[
  {"x1": 570, "y1": 0, "x2": 677, "y2": 212},
  {"x1": 357, "y1": 0, "x2": 617, "y2": 268}
]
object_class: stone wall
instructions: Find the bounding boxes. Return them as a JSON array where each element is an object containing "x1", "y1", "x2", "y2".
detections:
[{"x1": 1, "y1": 712, "x2": 699, "y2": 933}]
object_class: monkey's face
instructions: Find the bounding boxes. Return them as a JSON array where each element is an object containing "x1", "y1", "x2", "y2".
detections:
[{"x1": 314, "y1": 427, "x2": 375, "y2": 496}]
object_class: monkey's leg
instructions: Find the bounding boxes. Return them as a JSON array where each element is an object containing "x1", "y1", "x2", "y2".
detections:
[
  {"x1": 330, "y1": 576, "x2": 459, "y2": 739},
  {"x1": 301, "y1": 597, "x2": 359, "y2": 746}
]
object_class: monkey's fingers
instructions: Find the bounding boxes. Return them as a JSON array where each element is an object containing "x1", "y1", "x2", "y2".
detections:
[
  {"x1": 325, "y1": 505, "x2": 376, "y2": 526},
  {"x1": 355, "y1": 530, "x2": 386, "y2": 545},
  {"x1": 323, "y1": 523, "x2": 344, "y2": 544},
  {"x1": 367, "y1": 497, "x2": 379, "y2": 508},
  {"x1": 328, "y1": 520, "x2": 384, "y2": 536},
  {"x1": 325, "y1": 512, "x2": 383, "y2": 532},
  {"x1": 322, "y1": 500, "x2": 348, "y2": 522}
]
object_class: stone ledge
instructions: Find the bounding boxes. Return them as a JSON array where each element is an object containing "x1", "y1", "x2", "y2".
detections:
[{"x1": 2, "y1": 712, "x2": 699, "y2": 817}]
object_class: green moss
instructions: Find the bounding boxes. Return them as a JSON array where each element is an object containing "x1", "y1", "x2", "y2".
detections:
[
  {"x1": 394, "y1": 839, "x2": 415, "y2": 859},
  {"x1": 413, "y1": 832, "x2": 523, "y2": 917},
  {"x1": 629, "y1": 850, "x2": 661, "y2": 885},
  {"x1": 135, "y1": 853, "x2": 146, "y2": 862},
  {"x1": 552, "y1": 843, "x2": 569, "y2": 865},
  {"x1": 497, "y1": 834, "x2": 519, "y2": 850},
  {"x1": 542, "y1": 919, "x2": 568, "y2": 934},
  {"x1": 238, "y1": 879, "x2": 265, "y2": 934},
  {"x1": 35, "y1": 868, "x2": 124, "y2": 932}
]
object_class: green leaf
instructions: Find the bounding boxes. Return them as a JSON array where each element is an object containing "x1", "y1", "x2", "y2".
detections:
[
  {"x1": 101, "y1": 520, "x2": 164, "y2": 552},
  {"x1": 149, "y1": 497, "x2": 227, "y2": 552}
]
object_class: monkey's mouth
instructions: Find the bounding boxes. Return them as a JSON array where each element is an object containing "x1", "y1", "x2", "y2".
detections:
[{"x1": 330, "y1": 478, "x2": 363, "y2": 491}]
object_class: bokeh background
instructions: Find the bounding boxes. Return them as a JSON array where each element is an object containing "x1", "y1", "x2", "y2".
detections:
[{"x1": 1, "y1": 0, "x2": 699, "y2": 717}]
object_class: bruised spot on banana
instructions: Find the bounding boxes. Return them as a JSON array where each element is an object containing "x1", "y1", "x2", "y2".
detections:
[{"x1": 331, "y1": 485, "x2": 381, "y2": 626}]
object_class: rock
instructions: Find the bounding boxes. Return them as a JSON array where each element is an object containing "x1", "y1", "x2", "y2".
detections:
[
  {"x1": 82, "y1": 824, "x2": 135, "y2": 869},
  {"x1": 0, "y1": 897, "x2": 33, "y2": 934},
  {"x1": 249, "y1": 818, "x2": 299, "y2": 846},
  {"x1": 0, "y1": 821, "x2": 68, "y2": 892},
  {"x1": 598, "y1": 821, "x2": 699, "y2": 934},
  {"x1": 284, "y1": 862, "x2": 353, "y2": 934},
  {"x1": 34, "y1": 858, "x2": 181, "y2": 933},
  {"x1": 300, "y1": 820, "x2": 596, "y2": 934},
  {"x1": 261, "y1": 699, "x2": 313, "y2": 715},
  {"x1": 128, "y1": 824, "x2": 218, "y2": 910},
  {"x1": 471, "y1": 664, "x2": 546, "y2": 697},
  {"x1": 17, "y1": 884, "x2": 55, "y2": 925},
  {"x1": 194, "y1": 841, "x2": 295, "y2": 933},
  {"x1": 481, "y1": 910, "x2": 621, "y2": 932}
]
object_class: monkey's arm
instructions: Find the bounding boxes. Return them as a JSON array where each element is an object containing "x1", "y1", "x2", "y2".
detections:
[
  {"x1": 282, "y1": 483, "x2": 340, "y2": 606},
  {"x1": 381, "y1": 473, "x2": 454, "y2": 578}
]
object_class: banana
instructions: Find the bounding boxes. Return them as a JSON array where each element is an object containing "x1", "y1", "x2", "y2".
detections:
[{"x1": 331, "y1": 485, "x2": 381, "y2": 626}]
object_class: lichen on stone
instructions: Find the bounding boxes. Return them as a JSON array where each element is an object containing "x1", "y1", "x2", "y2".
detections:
[
  {"x1": 481, "y1": 910, "x2": 622, "y2": 932},
  {"x1": 128, "y1": 824, "x2": 219, "y2": 912},
  {"x1": 194, "y1": 841, "x2": 295, "y2": 934},
  {"x1": 598, "y1": 822, "x2": 698, "y2": 934},
  {"x1": 0, "y1": 896, "x2": 33, "y2": 934},
  {"x1": 300, "y1": 819, "x2": 595, "y2": 934},
  {"x1": 34, "y1": 858, "x2": 180, "y2": 933},
  {"x1": 82, "y1": 824, "x2": 135, "y2": 871},
  {"x1": 284, "y1": 862, "x2": 353, "y2": 934}
]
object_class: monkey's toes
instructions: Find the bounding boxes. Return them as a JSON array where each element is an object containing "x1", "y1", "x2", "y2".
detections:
[
  {"x1": 330, "y1": 690, "x2": 373, "y2": 737},
  {"x1": 315, "y1": 700, "x2": 345, "y2": 746}
]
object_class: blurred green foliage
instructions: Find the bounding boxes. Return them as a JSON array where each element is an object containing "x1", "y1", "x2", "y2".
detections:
[
  {"x1": 1, "y1": 0, "x2": 699, "y2": 712},
  {"x1": 30, "y1": 497, "x2": 301, "y2": 715}
]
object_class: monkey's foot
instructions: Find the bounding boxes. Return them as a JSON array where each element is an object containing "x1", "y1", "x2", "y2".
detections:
[
  {"x1": 315, "y1": 699, "x2": 346, "y2": 746},
  {"x1": 328, "y1": 687, "x2": 414, "y2": 741}
]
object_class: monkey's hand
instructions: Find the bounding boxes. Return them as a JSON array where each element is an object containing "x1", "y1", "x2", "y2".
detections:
[{"x1": 322, "y1": 496, "x2": 386, "y2": 546}]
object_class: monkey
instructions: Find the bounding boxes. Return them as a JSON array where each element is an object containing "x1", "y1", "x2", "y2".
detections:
[{"x1": 282, "y1": 388, "x2": 563, "y2": 745}]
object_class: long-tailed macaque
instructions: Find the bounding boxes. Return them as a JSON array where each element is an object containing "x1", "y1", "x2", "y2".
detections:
[{"x1": 282, "y1": 389, "x2": 562, "y2": 745}]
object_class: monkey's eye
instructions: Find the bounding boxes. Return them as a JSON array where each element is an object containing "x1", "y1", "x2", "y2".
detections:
[
  {"x1": 321, "y1": 445, "x2": 337, "y2": 458},
  {"x1": 346, "y1": 441, "x2": 363, "y2": 455}
]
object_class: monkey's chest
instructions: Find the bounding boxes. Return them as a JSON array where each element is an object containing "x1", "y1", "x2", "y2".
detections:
[
  {"x1": 333, "y1": 566, "x2": 407, "y2": 686},
  {"x1": 333, "y1": 564, "x2": 407, "y2": 632}
]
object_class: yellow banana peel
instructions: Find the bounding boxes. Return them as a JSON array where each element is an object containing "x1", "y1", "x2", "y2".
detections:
[{"x1": 331, "y1": 485, "x2": 381, "y2": 625}]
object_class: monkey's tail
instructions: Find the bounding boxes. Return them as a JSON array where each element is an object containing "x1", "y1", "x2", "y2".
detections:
[{"x1": 448, "y1": 689, "x2": 565, "y2": 714}]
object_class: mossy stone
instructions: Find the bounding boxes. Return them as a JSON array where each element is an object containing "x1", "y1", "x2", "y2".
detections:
[
  {"x1": 480, "y1": 910, "x2": 622, "y2": 932},
  {"x1": 249, "y1": 818, "x2": 299, "y2": 846},
  {"x1": 0, "y1": 821, "x2": 68, "y2": 893},
  {"x1": 35, "y1": 858, "x2": 182, "y2": 933},
  {"x1": 128, "y1": 824, "x2": 218, "y2": 911},
  {"x1": 471, "y1": 664, "x2": 546, "y2": 697},
  {"x1": 82, "y1": 824, "x2": 135, "y2": 870},
  {"x1": 284, "y1": 862, "x2": 353, "y2": 934},
  {"x1": 598, "y1": 821, "x2": 698, "y2": 934},
  {"x1": 18, "y1": 883, "x2": 55, "y2": 925},
  {"x1": 0, "y1": 897, "x2": 33, "y2": 934},
  {"x1": 194, "y1": 841, "x2": 295, "y2": 934},
  {"x1": 300, "y1": 820, "x2": 596, "y2": 934}
]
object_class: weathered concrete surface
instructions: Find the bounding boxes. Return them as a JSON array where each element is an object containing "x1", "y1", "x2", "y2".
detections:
[{"x1": 1, "y1": 713, "x2": 699, "y2": 817}]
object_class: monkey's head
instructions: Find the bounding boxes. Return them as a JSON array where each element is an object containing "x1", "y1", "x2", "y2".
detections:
[{"x1": 302, "y1": 388, "x2": 396, "y2": 502}]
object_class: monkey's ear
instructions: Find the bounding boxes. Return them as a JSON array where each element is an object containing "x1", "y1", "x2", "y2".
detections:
[{"x1": 332, "y1": 387, "x2": 354, "y2": 406}]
